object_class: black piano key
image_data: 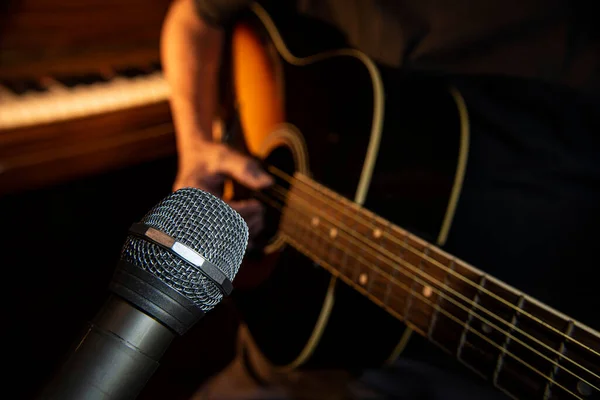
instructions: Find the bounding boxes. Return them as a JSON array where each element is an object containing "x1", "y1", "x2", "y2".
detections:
[
  {"x1": 114, "y1": 67, "x2": 148, "y2": 78},
  {"x1": 149, "y1": 61, "x2": 162, "y2": 71},
  {"x1": 54, "y1": 73, "x2": 108, "y2": 88},
  {"x1": 77, "y1": 73, "x2": 109, "y2": 85},
  {"x1": 1, "y1": 79, "x2": 47, "y2": 95}
]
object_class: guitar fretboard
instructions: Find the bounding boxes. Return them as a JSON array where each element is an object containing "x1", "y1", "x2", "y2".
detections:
[{"x1": 278, "y1": 173, "x2": 600, "y2": 400}]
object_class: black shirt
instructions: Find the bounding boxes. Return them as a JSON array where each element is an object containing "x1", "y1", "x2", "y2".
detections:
[{"x1": 195, "y1": 0, "x2": 600, "y2": 91}]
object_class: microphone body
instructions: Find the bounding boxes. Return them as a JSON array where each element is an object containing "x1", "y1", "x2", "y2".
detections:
[
  {"x1": 38, "y1": 188, "x2": 249, "y2": 400},
  {"x1": 41, "y1": 295, "x2": 174, "y2": 400}
]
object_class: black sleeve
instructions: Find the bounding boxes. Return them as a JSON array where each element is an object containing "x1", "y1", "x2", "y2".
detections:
[{"x1": 193, "y1": 0, "x2": 253, "y2": 27}]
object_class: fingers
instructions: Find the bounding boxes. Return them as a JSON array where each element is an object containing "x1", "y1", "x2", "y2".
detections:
[
  {"x1": 216, "y1": 148, "x2": 274, "y2": 190},
  {"x1": 173, "y1": 143, "x2": 273, "y2": 197},
  {"x1": 173, "y1": 153, "x2": 227, "y2": 195},
  {"x1": 232, "y1": 199, "x2": 264, "y2": 222},
  {"x1": 245, "y1": 213, "x2": 265, "y2": 236},
  {"x1": 231, "y1": 199, "x2": 265, "y2": 239}
]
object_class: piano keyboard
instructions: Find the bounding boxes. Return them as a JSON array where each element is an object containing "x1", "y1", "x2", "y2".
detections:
[{"x1": 0, "y1": 65, "x2": 170, "y2": 130}]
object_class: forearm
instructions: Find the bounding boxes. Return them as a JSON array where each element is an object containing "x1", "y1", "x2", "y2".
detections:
[{"x1": 160, "y1": 0, "x2": 224, "y2": 152}]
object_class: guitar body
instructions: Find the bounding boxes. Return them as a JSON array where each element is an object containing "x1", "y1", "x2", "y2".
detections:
[{"x1": 218, "y1": 6, "x2": 464, "y2": 369}]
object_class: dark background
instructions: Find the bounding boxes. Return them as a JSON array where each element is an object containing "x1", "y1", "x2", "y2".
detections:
[
  {"x1": 1, "y1": 155, "x2": 239, "y2": 400},
  {"x1": 1, "y1": 1, "x2": 240, "y2": 396}
]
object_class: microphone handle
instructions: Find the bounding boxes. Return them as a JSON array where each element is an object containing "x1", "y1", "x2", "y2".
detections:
[{"x1": 39, "y1": 295, "x2": 175, "y2": 400}]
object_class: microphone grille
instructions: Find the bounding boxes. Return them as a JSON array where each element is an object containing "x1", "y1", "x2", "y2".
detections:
[{"x1": 121, "y1": 188, "x2": 249, "y2": 311}]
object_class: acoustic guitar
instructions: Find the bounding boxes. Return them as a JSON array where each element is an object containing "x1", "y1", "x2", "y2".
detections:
[{"x1": 215, "y1": 3, "x2": 600, "y2": 399}]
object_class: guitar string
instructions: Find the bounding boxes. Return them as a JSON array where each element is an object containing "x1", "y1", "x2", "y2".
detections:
[
  {"x1": 251, "y1": 172, "x2": 598, "y2": 380},
  {"x1": 252, "y1": 189, "x2": 585, "y2": 400},
  {"x1": 247, "y1": 0, "x2": 594, "y2": 386},
  {"x1": 264, "y1": 165, "x2": 600, "y2": 361},
  {"x1": 285, "y1": 219, "x2": 582, "y2": 400},
  {"x1": 266, "y1": 185, "x2": 599, "y2": 391},
  {"x1": 260, "y1": 185, "x2": 599, "y2": 392},
  {"x1": 266, "y1": 181, "x2": 600, "y2": 380},
  {"x1": 283, "y1": 224, "x2": 583, "y2": 400}
]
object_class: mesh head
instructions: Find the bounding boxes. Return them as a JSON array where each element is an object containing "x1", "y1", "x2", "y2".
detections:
[{"x1": 121, "y1": 188, "x2": 249, "y2": 311}]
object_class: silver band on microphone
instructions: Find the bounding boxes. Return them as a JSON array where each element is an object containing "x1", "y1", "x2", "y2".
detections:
[{"x1": 128, "y1": 223, "x2": 233, "y2": 296}]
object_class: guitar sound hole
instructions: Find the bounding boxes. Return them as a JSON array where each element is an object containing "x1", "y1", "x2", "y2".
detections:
[{"x1": 257, "y1": 145, "x2": 296, "y2": 251}]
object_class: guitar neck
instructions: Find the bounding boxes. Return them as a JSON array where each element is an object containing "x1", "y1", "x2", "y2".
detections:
[{"x1": 278, "y1": 172, "x2": 600, "y2": 400}]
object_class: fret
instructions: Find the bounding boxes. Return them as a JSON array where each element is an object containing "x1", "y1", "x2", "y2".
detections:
[
  {"x1": 381, "y1": 223, "x2": 396, "y2": 306},
  {"x1": 428, "y1": 260, "x2": 483, "y2": 357},
  {"x1": 340, "y1": 215, "x2": 361, "y2": 276},
  {"x1": 403, "y1": 238, "x2": 426, "y2": 320},
  {"x1": 375, "y1": 231, "x2": 422, "y2": 327},
  {"x1": 457, "y1": 277, "x2": 522, "y2": 385},
  {"x1": 457, "y1": 275, "x2": 487, "y2": 362},
  {"x1": 369, "y1": 221, "x2": 388, "y2": 296},
  {"x1": 428, "y1": 258, "x2": 456, "y2": 343},
  {"x1": 395, "y1": 238, "x2": 449, "y2": 334},
  {"x1": 361, "y1": 220, "x2": 375, "y2": 295},
  {"x1": 325, "y1": 222, "x2": 339, "y2": 278},
  {"x1": 544, "y1": 321, "x2": 574, "y2": 400},
  {"x1": 550, "y1": 322, "x2": 600, "y2": 399},
  {"x1": 382, "y1": 231, "x2": 408, "y2": 297},
  {"x1": 493, "y1": 295, "x2": 525, "y2": 387},
  {"x1": 494, "y1": 297, "x2": 579, "y2": 399},
  {"x1": 310, "y1": 213, "x2": 324, "y2": 264},
  {"x1": 400, "y1": 236, "x2": 426, "y2": 331}
]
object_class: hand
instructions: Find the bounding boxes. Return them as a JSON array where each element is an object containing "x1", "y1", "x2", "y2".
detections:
[{"x1": 173, "y1": 140, "x2": 273, "y2": 247}]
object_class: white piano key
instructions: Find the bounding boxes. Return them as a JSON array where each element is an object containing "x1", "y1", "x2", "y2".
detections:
[
  {"x1": 0, "y1": 85, "x2": 18, "y2": 104},
  {"x1": 0, "y1": 72, "x2": 170, "y2": 130}
]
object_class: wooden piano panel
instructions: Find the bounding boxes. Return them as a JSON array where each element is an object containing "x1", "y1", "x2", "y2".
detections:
[
  {"x1": 0, "y1": 0, "x2": 173, "y2": 78},
  {"x1": 0, "y1": 0, "x2": 177, "y2": 195},
  {"x1": 0, "y1": 101, "x2": 176, "y2": 195}
]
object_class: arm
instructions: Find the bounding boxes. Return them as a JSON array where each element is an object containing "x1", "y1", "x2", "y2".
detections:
[
  {"x1": 160, "y1": 0, "x2": 272, "y2": 241},
  {"x1": 160, "y1": 0, "x2": 222, "y2": 151}
]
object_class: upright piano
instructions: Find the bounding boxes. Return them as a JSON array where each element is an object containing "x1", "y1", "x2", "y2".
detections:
[{"x1": 0, "y1": 0, "x2": 176, "y2": 195}]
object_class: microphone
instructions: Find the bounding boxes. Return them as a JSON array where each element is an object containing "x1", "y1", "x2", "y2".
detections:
[{"x1": 38, "y1": 188, "x2": 249, "y2": 400}]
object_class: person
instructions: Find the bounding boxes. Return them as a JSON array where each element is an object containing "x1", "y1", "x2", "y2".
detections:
[{"x1": 160, "y1": 0, "x2": 600, "y2": 399}]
